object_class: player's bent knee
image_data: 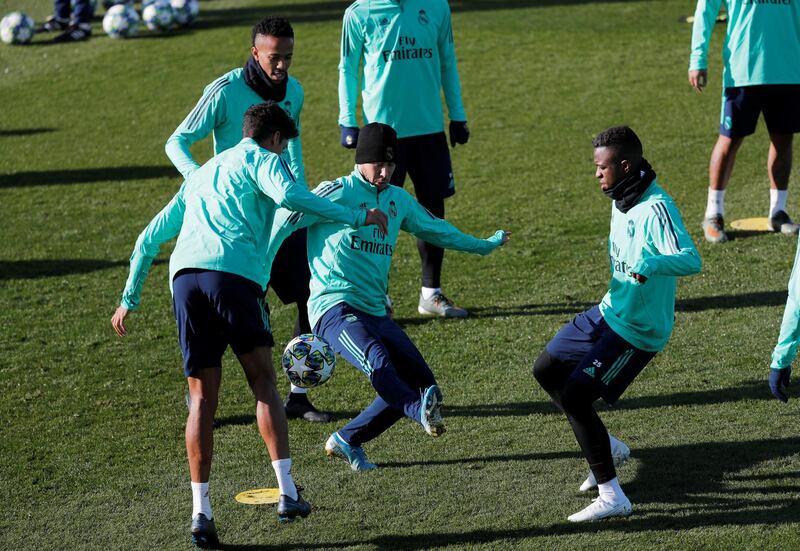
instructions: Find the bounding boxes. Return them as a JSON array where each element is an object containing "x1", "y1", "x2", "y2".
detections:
[{"x1": 533, "y1": 350, "x2": 555, "y2": 383}]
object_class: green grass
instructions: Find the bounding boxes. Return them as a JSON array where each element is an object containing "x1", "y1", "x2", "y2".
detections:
[{"x1": 2, "y1": 0, "x2": 800, "y2": 549}]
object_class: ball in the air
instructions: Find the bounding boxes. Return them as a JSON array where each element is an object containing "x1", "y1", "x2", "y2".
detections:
[{"x1": 281, "y1": 334, "x2": 336, "y2": 389}]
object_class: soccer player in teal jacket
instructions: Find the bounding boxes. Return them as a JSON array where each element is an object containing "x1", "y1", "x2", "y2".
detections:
[
  {"x1": 272, "y1": 123, "x2": 509, "y2": 471},
  {"x1": 338, "y1": 0, "x2": 474, "y2": 319},
  {"x1": 533, "y1": 127, "x2": 701, "y2": 522},
  {"x1": 112, "y1": 103, "x2": 387, "y2": 547},
  {"x1": 165, "y1": 16, "x2": 330, "y2": 422},
  {"x1": 689, "y1": 0, "x2": 800, "y2": 243}
]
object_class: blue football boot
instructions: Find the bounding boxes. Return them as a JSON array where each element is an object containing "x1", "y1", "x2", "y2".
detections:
[
  {"x1": 325, "y1": 432, "x2": 377, "y2": 471},
  {"x1": 277, "y1": 488, "x2": 312, "y2": 522},
  {"x1": 190, "y1": 513, "x2": 220, "y2": 549},
  {"x1": 420, "y1": 385, "x2": 445, "y2": 437}
]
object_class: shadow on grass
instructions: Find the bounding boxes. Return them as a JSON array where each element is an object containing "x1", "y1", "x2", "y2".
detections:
[
  {"x1": 677, "y1": 290, "x2": 786, "y2": 312},
  {"x1": 726, "y1": 229, "x2": 772, "y2": 241},
  {"x1": 448, "y1": 379, "x2": 772, "y2": 418},
  {"x1": 0, "y1": 258, "x2": 165, "y2": 280},
  {"x1": 0, "y1": 166, "x2": 178, "y2": 188},
  {"x1": 194, "y1": 0, "x2": 641, "y2": 30},
  {"x1": 0, "y1": 127, "x2": 57, "y2": 137},
  {"x1": 220, "y1": 437, "x2": 800, "y2": 550}
]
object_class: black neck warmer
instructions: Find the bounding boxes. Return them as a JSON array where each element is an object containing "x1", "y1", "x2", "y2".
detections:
[
  {"x1": 603, "y1": 158, "x2": 656, "y2": 213},
  {"x1": 243, "y1": 57, "x2": 288, "y2": 102}
]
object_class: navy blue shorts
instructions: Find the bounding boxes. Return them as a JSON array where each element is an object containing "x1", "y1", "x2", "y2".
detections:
[
  {"x1": 720, "y1": 85, "x2": 800, "y2": 138},
  {"x1": 545, "y1": 305, "x2": 656, "y2": 404},
  {"x1": 172, "y1": 269, "x2": 273, "y2": 378},
  {"x1": 390, "y1": 131, "x2": 455, "y2": 203},
  {"x1": 269, "y1": 228, "x2": 310, "y2": 305}
]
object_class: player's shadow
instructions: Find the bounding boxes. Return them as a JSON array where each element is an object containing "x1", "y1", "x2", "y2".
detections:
[
  {"x1": 725, "y1": 229, "x2": 772, "y2": 241},
  {"x1": 220, "y1": 437, "x2": 800, "y2": 550},
  {"x1": 0, "y1": 127, "x2": 56, "y2": 137},
  {"x1": 0, "y1": 166, "x2": 177, "y2": 188},
  {"x1": 0, "y1": 258, "x2": 165, "y2": 280},
  {"x1": 446, "y1": 379, "x2": 772, "y2": 419},
  {"x1": 676, "y1": 290, "x2": 786, "y2": 312},
  {"x1": 392, "y1": 301, "x2": 594, "y2": 326}
]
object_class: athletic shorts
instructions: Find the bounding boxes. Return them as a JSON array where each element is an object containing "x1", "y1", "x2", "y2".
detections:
[
  {"x1": 545, "y1": 305, "x2": 656, "y2": 404},
  {"x1": 720, "y1": 85, "x2": 800, "y2": 138},
  {"x1": 269, "y1": 228, "x2": 311, "y2": 305},
  {"x1": 172, "y1": 268, "x2": 273, "y2": 377},
  {"x1": 390, "y1": 131, "x2": 455, "y2": 204}
]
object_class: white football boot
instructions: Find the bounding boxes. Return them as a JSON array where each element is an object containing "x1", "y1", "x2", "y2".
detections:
[
  {"x1": 568, "y1": 496, "x2": 632, "y2": 522},
  {"x1": 579, "y1": 437, "x2": 630, "y2": 492}
]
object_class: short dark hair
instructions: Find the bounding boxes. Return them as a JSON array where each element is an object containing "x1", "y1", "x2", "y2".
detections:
[
  {"x1": 243, "y1": 101, "x2": 299, "y2": 142},
  {"x1": 592, "y1": 126, "x2": 643, "y2": 161},
  {"x1": 251, "y1": 16, "x2": 294, "y2": 46}
]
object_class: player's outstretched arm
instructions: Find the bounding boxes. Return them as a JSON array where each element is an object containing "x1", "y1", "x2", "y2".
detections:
[{"x1": 401, "y1": 194, "x2": 509, "y2": 255}]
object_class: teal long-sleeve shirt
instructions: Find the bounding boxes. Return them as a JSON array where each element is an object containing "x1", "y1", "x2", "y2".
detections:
[
  {"x1": 165, "y1": 68, "x2": 307, "y2": 186},
  {"x1": 270, "y1": 168, "x2": 505, "y2": 328},
  {"x1": 119, "y1": 140, "x2": 367, "y2": 309},
  {"x1": 771, "y1": 237, "x2": 800, "y2": 370},
  {"x1": 599, "y1": 181, "x2": 702, "y2": 353},
  {"x1": 338, "y1": 0, "x2": 467, "y2": 138},
  {"x1": 689, "y1": 0, "x2": 800, "y2": 87}
]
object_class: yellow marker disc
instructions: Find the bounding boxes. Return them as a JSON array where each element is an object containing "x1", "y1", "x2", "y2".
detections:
[
  {"x1": 729, "y1": 217, "x2": 771, "y2": 232},
  {"x1": 235, "y1": 488, "x2": 280, "y2": 505}
]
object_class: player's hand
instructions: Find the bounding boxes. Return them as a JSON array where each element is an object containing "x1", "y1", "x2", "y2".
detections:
[
  {"x1": 365, "y1": 208, "x2": 388, "y2": 234},
  {"x1": 630, "y1": 273, "x2": 648, "y2": 284},
  {"x1": 769, "y1": 367, "x2": 791, "y2": 403},
  {"x1": 111, "y1": 306, "x2": 131, "y2": 337},
  {"x1": 449, "y1": 121, "x2": 470, "y2": 147},
  {"x1": 688, "y1": 69, "x2": 707, "y2": 93},
  {"x1": 341, "y1": 126, "x2": 359, "y2": 149}
]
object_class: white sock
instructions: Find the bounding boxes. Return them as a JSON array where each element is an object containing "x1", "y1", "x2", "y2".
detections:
[
  {"x1": 289, "y1": 384, "x2": 307, "y2": 395},
  {"x1": 597, "y1": 477, "x2": 626, "y2": 502},
  {"x1": 770, "y1": 189, "x2": 788, "y2": 219},
  {"x1": 272, "y1": 458, "x2": 298, "y2": 500},
  {"x1": 421, "y1": 287, "x2": 441, "y2": 301},
  {"x1": 705, "y1": 188, "x2": 725, "y2": 218},
  {"x1": 191, "y1": 481, "x2": 212, "y2": 519}
]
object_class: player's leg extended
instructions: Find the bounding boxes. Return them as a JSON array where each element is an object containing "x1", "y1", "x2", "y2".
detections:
[{"x1": 762, "y1": 85, "x2": 800, "y2": 233}]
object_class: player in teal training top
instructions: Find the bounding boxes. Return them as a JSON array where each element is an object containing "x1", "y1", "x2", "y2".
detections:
[
  {"x1": 533, "y1": 127, "x2": 701, "y2": 522},
  {"x1": 165, "y1": 16, "x2": 331, "y2": 422},
  {"x1": 689, "y1": 0, "x2": 800, "y2": 243},
  {"x1": 111, "y1": 103, "x2": 388, "y2": 548},
  {"x1": 768, "y1": 237, "x2": 800, "y2": 403},
  {"x1": 338, "y1": 0, "x2": 474, "y2": 319},
  {"x1": 271, "y1": 123, "x2": 509, "y2": 472}
]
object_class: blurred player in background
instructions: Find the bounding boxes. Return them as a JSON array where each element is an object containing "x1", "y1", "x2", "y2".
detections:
[
  {"x1": 166, "y1": 16, "x2": 331, "y2": 422},
  {"x1": 689, "y1": 0, "x2": 800, "y2": 243},
  {"x1": 37, "y1": 0, "x2": 93, "y2": 42},
  {"x1": 533, "y1": 127, "x2": 701, "y2": 522},
  {"x1": 338, "y1": 0, "x2": 472, "y2": 318}
]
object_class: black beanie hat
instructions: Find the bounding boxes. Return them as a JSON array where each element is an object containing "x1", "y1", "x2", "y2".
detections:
[{"x1": 355, "y1": 123, "x2": 398, "y2": 164}]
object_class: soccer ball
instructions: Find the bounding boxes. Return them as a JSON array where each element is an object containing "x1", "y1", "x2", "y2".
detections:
[
  {"x1": 142, "y1": 0, "x2": 174, "y2": 31},
  {"x1": 102, "y1": 4, "x2": 139, "y2": 38},
  {"x1": 170, "y1": 0, "x2": 199, "y2": 27},
  {"x1": 281, "y1": 334, "x2": 336, "y2": 389},
  {"x1": 0, "y1": 12, "x2": 34, "y2": 45}
]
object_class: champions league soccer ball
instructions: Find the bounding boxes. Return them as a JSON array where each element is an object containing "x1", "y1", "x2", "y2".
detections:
[
  {"x1": 103, "y1": 4, "x2": 139, "y2": 38},
  {"x1": 0, "y1": 12, "x2": 34, "y2": 45},
  {"x1": 142, "y1": 0, "x2": 174, "y2": 31},
  {"x1": 281, "y1": 334, "x2": 336, "y2": 389},
  {"x1": 170, "y1": 0, "x2": 199, "y2": 27}
]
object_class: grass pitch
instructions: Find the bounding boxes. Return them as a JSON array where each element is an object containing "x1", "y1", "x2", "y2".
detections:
[{"x1": 2, "y1": 0, "x2": 800, "y2": 549}]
